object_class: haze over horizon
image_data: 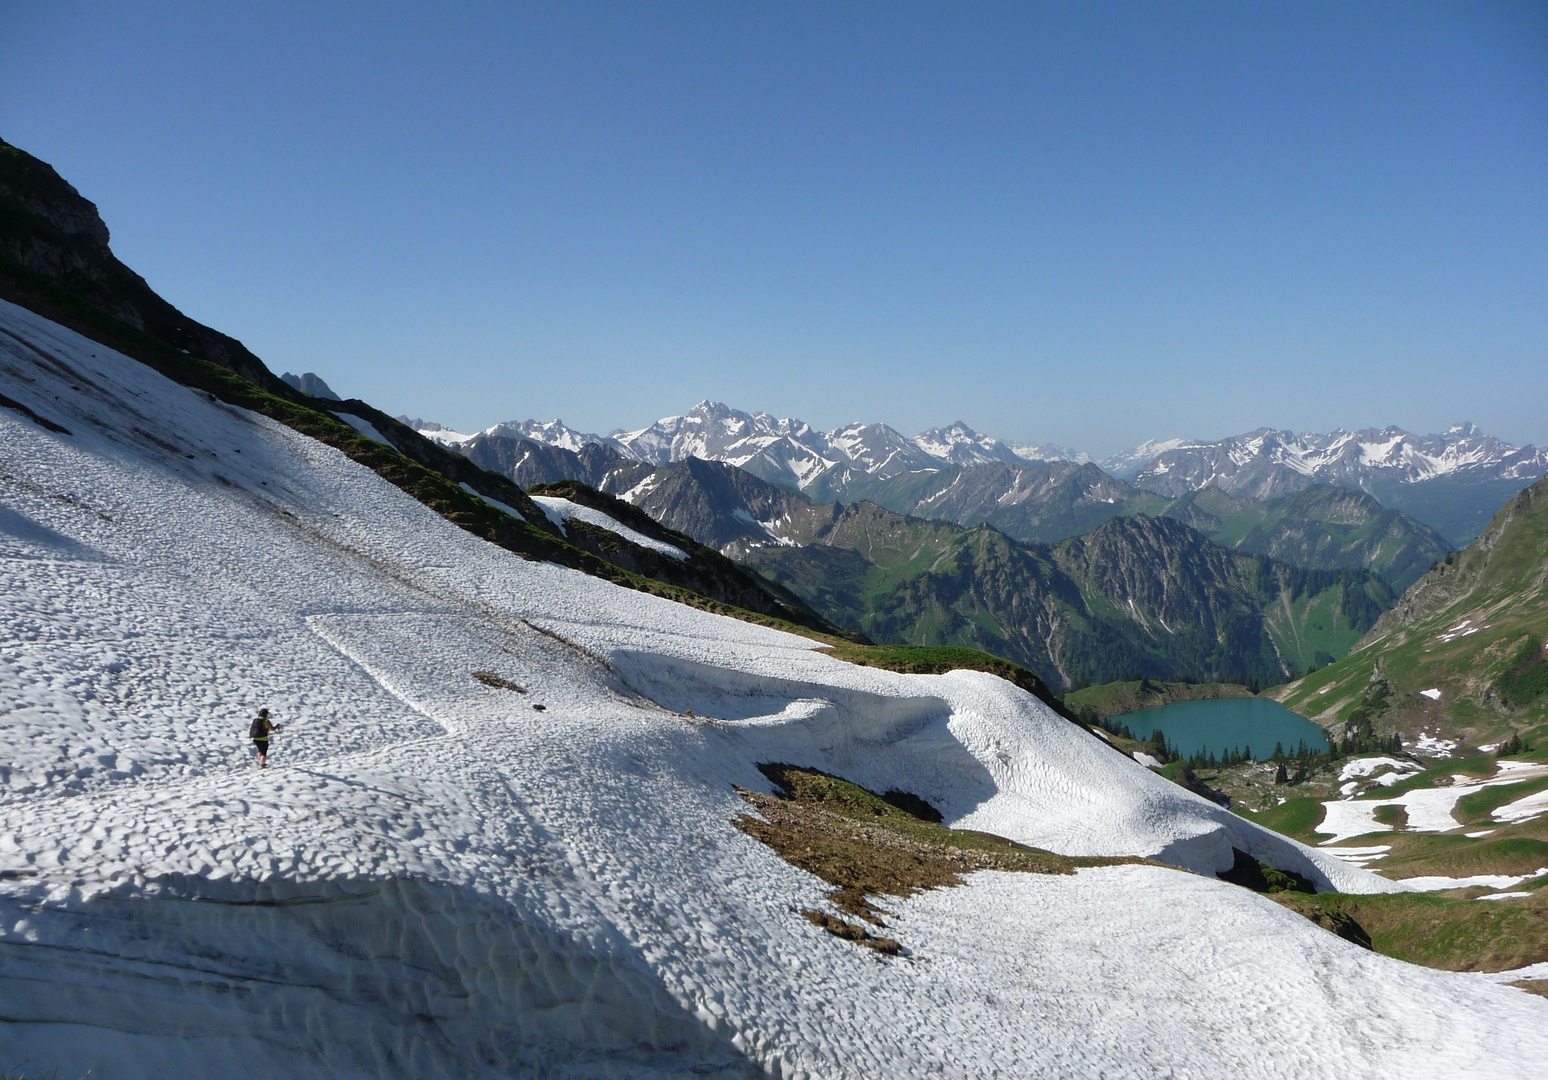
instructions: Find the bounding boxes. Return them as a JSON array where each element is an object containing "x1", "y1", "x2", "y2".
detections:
[{"x1": 2, "y1": 2, "x2": 1544, "y2": 457}]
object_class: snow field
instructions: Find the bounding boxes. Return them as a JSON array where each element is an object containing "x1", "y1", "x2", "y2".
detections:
[
  {"x1": 530, "y1": 494, "x2": 688, "y2": 559},
  {"x1": 3, "y1": 298, "x2": 1547, "y2": 1078}
]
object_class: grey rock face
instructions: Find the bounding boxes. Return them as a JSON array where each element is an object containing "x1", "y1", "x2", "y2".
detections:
[{"x1": 280, "y1": 372, "x2": 342, "y2": 401}]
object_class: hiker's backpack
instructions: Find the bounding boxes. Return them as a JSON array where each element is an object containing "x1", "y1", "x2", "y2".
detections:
[{"x1": 249, "y1": 715, "x2": 268, "y2": 739}]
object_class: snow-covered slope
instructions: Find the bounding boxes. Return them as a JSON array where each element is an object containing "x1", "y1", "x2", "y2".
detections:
[
  {"x1": 1100, "y1": 437, "x2": 1189, "y2": 479},
  {"x1": 5, "y1": 300, "x2": 1546, "y2": 1077},
  {"x1": 530, "y1": 494, "x2": 688, "y2": 559}
]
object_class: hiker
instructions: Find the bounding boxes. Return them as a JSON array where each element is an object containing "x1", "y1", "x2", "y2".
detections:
[{"x1": 250, "y1": 708, "x2": 281, "y2": 768}]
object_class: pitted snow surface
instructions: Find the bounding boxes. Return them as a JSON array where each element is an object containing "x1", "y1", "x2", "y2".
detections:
[{"x1": 3, "y1": 298, "x2": 1546, "y2": 1078}]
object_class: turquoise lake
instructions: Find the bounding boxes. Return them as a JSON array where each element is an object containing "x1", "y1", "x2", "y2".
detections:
[{"x1": 1118, "y1": 697, "x2": 1330, "y2": 760}]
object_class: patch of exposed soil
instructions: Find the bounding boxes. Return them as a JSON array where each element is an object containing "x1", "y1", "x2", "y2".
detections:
[{"x1": 735, "y1": 763, "x2": 1139, "y2": 950}]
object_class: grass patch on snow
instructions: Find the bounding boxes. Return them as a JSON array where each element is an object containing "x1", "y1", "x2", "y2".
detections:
[
  {"x1": 1373, "y1": 804, "x2": 1409, "y2": 829},
  {"x1": 1371, "y1": 832, "x2": 1548, "y2": 880},
  {"x1": 1453, "y1": 774, "x2": 1548, "y2": 824},
  {"x1": 1273, "y1": 888, "x2": 1548, "y2": 972},
  {"x1": 734, "y1": 764, "x2": 1138, "y2": 951},
  {"x1": 472, "y1": 671, "x2": 526, "y2": 693},
  {"x1": 1239, "y1": 796, "x2": 1329, "y2": 842}
]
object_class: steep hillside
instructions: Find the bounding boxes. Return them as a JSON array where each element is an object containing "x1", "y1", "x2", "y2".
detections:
[
  {"x1": 523, "y1": 479, "x2": 853, "y2": 639},
  {"x1": 1050, "y1": 516, "x2": 1393, "y2": 685},
  {"x1": 1167, "y1": 485, "x2": 1452, "y2": 593},
  {"x1": 13, "y1": 298, "x2": 1541, "y2": 1077},
  {"x1": 461, "y1": 431, "x2": 652, "y2": 491},
  {"x1": 1274, "y1": 475, "x2": 1548, "y2": 750},
  {"x1": 0, "y1": 137, "x2": 284, "y2": 393},
  {"x1": 0, "y1": 136, "x2": 839, "y2": 634},
  {"x1": 819, "y1": 466, "x2": 1447, "y2": 589},
  {"x1": 808, "y1": 459, "x2": 1170, "y2": 541}
]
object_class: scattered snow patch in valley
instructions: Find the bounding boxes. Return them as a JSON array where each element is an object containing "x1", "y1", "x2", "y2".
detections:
[{"x1": 1319, "y1": 761, "x2": 1548, "y2": 846}]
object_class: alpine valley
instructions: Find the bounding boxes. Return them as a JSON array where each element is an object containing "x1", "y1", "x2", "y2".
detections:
[{"x1": 5, "y1": 132, "x2": 1548, "y2": 1080}]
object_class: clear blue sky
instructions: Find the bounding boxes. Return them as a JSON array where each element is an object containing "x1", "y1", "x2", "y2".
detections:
[{"x1": 3, "y1": 2, "x2": 1545, "y2": 455}]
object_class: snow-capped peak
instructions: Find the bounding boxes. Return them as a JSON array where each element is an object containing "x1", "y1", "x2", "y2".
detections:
[{"x1": 486, "y1": 404, "x2": 1086, "y2": 488}]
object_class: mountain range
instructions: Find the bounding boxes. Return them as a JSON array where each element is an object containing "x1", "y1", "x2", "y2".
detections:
[
  {"x1": 414, "y1": 402, "x2": 1546, "y2": 547},
  {"x1": 1130, "y1": 425, "x2": 1548, "y2": 545},
  {"x1": 6, "y1": 133, "x2": 1548, "y2": 1077},
  {"x1": 445, "y1": 424, "x2": 1450, "y2": 594}
]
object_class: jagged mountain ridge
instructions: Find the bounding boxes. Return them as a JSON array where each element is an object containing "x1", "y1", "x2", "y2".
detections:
[
  {"x1": 1131, "y1": 425, "x2": 1548, "y2": 545},
  {"x1": 454, "y1": 433, "x2": 1448, "y2": 592},
  {"x1": 412, "y1": 401, "x2": 1091, "y2": 491},
  {"x1": 423, "y1": 405, "x2": 1543, "y2": 545}
]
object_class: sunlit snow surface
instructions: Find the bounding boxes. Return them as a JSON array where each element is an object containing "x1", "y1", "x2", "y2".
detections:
[{"x1": 2, "y1": 298, "x2": 1546, "y2": 1077}]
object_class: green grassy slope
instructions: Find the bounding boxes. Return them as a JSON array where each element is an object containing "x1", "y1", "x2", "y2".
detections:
[
  {"x1": 1168, "y1": 485, "x2": 1452, "y2": 593},
  {"x1": 1272, "y1": 475, "x2": 1548, "y2": 749}
]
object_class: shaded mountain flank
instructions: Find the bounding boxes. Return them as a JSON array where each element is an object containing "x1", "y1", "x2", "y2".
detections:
[
  {"x1": 461, "y1": 431, "x2": 653, "y2": 493},
  {"x1": 567, "y1": 459, "x2": 1395, "y2": 692},
  {"x1": 0, "y1": 136, "x2": 848, "y2": 639},
  {"x1": 817, "y1": 462, "x2": 1449, "y2": 591}
]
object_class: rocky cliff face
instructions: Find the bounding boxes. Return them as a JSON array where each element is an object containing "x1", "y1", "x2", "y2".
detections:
[{"x1": 0, "y1": 137, "x2": 283, "y2": 392}]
